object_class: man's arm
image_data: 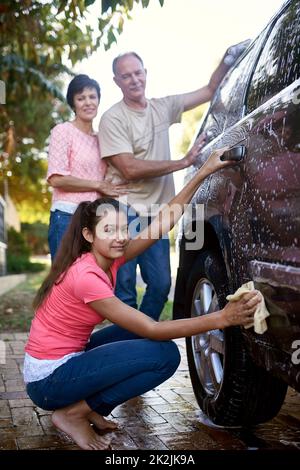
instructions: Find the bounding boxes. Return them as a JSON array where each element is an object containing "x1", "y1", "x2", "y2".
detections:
[
  {"x1": 182, "y1": 40, "x2": 251, "y2": 111},
  {"x1": 107, "y1": 153, "x2": 186, "y2": 180},
  {"x1": 124, "y1": 146, "x2": 229, "y2": 261},
  {"x1": 106, "y1": 133, "x2": 206, "y2": 181}
]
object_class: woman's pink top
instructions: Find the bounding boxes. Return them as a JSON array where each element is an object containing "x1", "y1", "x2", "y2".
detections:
[
  {"x1": 25, "y1": 253, "x2": 125, "y2": 359},
  {"x1": 47, "y1": 122, "x2": 107, "y2": 204}
]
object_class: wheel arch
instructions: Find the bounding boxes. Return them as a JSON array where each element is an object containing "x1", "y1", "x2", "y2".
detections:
[{"x1": 173, "y1": 219, "x2": 230, "y2": 319}]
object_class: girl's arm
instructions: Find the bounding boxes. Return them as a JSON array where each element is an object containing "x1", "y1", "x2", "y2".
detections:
[
  {"x1": 124, "y1": 144, "x2": 231, "y2": 262},
  {"x1": 89, "y1": 291, "x2": 261, "y2": 340}
]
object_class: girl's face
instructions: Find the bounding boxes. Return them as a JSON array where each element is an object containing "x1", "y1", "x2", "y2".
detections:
[
  {"x1": 88, "y1": 209, "x2": 129, "y2": 260},
  {"x1": 73, "y1": 86, "x2": 99, "y2": 122}
]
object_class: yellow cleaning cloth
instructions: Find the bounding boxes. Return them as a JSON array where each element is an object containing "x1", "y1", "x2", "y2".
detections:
[{"x1": 226, "y1": 281, "x2": 270, "y2": 334}]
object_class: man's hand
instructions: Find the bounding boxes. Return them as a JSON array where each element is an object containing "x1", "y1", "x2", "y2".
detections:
[
  {"x1": 182, "y1": 132, "x2": 207, "y2": 168},
  {"x1": 182, "y1": 39, "x2": 251, "y2": 112},
  {"x1": 223, "y1": 39, "x2": 251, "y2": 66}
]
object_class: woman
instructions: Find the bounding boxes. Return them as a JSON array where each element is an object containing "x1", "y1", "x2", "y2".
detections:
[
  {"x1": 24, "y1": 145, "x2": 261, "y2": 450},
  {"x1": 47, "y1": 74, "x2": 127, "y2": 260}
]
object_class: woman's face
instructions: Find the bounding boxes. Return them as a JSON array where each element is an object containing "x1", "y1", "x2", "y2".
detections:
[{"x1": 73, "y1": 86, "x2": 100, "y2": 122}]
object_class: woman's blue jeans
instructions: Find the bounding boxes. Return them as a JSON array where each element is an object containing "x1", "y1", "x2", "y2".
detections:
[
  {"x1": 26, "y1": 327, "x2": 180, "y2": 416},
  {"x1": 48, "y1": 210, "x2": 73, "y2": 261}
]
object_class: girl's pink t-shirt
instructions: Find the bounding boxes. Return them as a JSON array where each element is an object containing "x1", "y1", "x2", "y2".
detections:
[
  {"x1": 47, "y1": 122, "x2": 107, "y2": 204},
  {"x1": 25, "y1": 253, "x2": 125, "y2": 359}
]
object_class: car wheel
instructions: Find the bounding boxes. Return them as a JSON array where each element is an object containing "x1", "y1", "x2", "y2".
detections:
[{"x1": 185, "y1": 250, "x2": 288, "y2": 426}]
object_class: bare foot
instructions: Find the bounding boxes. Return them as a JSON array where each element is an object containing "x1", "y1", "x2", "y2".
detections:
[
  {"x1": 52, "y1": 409, "x2": 111, "y2": 450},
  {"x1": 88, "y1": 411, "x2": 118, "y2": 431}
]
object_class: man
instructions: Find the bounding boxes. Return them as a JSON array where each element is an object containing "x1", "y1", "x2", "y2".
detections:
[{"x1": 98, "y1": 42, "x2": 249, "y2": 320}]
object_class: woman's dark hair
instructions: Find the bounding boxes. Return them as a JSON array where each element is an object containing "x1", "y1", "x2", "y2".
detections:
[
  {"x1": 33, "y1": 198, "x2": 128, "y2": 310},
  {"x1": 66, "y1": 74, "x2": 101, "y2": 110}
]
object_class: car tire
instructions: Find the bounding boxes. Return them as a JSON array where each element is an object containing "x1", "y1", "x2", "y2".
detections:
[{"x1": 185, "y1": 250, "x2": 288, "y2": 426}]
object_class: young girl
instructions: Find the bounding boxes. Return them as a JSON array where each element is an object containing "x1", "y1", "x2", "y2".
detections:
[{"x1": 23, "y1": 145, "x2": 261, "y2": 450}]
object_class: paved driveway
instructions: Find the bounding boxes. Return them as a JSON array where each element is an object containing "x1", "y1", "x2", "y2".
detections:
[{"x1": 0, "y1": 333, "x2": 299, "y2": 450}]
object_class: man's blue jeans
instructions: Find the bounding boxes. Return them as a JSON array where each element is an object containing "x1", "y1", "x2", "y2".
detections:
[
  {"x1": 26, "y1": 327, "x2": 180, "y2": 416},
  {"x1": 48, "y1": 210, "x2": 73, "y2": 261},
  {"x1": 116, "y1": 215, "x2": 171, "y2": 321}
]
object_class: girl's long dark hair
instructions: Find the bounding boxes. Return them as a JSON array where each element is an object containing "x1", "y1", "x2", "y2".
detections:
[{"x1": 33, "y1": 197, "x2": 127, "y2": 310}]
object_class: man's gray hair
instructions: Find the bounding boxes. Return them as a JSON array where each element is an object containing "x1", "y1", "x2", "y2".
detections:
[{"x1": 112, "y1": 52, "x2": 144, "y2": 75}]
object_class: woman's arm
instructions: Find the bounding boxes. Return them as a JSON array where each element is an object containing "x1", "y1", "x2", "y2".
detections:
[
  {"x1": 49, "y1": 174, "x2": 101, "y2": 192},
  {"x1": 47, "y1": 124, "x2": 128, "y2": 197},
  {"x1": 48, "y1": 174, "x2": 128, "y2": 197},
  {"x1": 89, "y1": 291, "x2": 261, "y2": 340},
  {"x1": 124, "y1": 144, "x2": 230, "y2": 261}
]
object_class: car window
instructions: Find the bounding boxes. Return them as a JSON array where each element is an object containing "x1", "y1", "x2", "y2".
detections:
[
  {"x1": 199, "y1": 41, "x2": 259, "y2": 143},
  {"x1": 246, "y1": 0, "x2": 300, "y2": 113}
]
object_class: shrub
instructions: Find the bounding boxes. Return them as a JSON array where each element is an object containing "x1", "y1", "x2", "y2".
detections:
[
  {"x1": 7, "y1": 227, "x2": 31, "y2": 258},
  {"x1": 6, "y1": 253, "x2": 44, "y2": 273},
  {"x1": 7, "y1": 228, "x2": 44, "y2": 274},
  {"x1": 21, "y1": 222, "x2": 49, "y2": 255}
]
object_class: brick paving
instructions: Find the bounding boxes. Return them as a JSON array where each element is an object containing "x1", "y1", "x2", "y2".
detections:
[{"x1": 0, "y1": 332, "x2": 300, "y2": 451}]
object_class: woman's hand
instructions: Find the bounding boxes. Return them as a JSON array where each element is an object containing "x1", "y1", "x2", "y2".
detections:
[
  {"x1": 97, "y1": 180, "x2": 129, "y2": 197},
  {"x1": 220, "y1": 290, "x2": 262, "y2": 328}
]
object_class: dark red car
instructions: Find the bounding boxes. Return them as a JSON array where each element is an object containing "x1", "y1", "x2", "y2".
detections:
[{"x1": 173, "y1": 0, "x2": 300, "y2": 426}]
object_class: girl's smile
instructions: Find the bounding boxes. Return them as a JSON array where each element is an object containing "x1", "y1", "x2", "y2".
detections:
[{"x1": 82, "y1": 208, "x2": 129, "y2": 268}]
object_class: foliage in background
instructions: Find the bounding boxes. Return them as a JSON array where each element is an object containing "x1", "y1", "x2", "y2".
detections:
[
  {"x1": 6, "y1": 227, "x2": 45, "y2": 273},
  {"x1": 0, "y1": 0, "x2": 164, "y2": 222},
  {"x1": 22, "y1": 221, "x2": 49, "y2": 254}
]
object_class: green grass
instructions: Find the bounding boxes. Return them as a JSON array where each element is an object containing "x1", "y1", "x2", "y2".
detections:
[{"x1": 0, "y1": 267, "x2": 49, "y2": 332}]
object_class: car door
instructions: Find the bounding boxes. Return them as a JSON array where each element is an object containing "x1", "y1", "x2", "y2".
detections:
[{"x1": 183, "y1": 34, "x2": 268, "y2": 287}]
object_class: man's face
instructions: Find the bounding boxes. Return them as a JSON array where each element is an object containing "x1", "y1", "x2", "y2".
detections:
[{"x1": 113, "y1": 55, "x2": 147, "y2": 103}]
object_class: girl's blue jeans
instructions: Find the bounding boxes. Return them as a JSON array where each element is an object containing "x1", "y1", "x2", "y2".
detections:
[{"x1": 26, "y1": 327, "x2": 180, "y2": 416}]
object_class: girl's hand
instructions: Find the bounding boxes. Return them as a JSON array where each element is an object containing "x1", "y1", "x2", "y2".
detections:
[
  {"x1": 220, "y1": 290, "x2": 262, "y2": 328},
  {"x1": 97, "y1": 180, "x2": 129, "y2": 197},
  {"x1": 201, "y1": 146, "x2": 234, "y2": 176}
]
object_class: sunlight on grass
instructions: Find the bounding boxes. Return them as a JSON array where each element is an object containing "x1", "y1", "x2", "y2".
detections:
[
  {"x1": 18, "y1": 262, "x2": 50, "y2": 293},
  {"x1": 0, "y1": 264, "x2": 50, "y2": 332},
  {"x1": 26, "y1": 269, "x2": 49, "y2": 291}
]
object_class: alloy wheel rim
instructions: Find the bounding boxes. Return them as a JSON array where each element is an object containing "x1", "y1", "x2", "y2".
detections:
[{"x1": 190, "y1": 279, "x2": 224, "y2": 396}]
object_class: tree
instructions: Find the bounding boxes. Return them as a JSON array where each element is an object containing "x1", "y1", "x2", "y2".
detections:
[{"x1": 0, "y1": 0, "x2": 164, "y2": 222}]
